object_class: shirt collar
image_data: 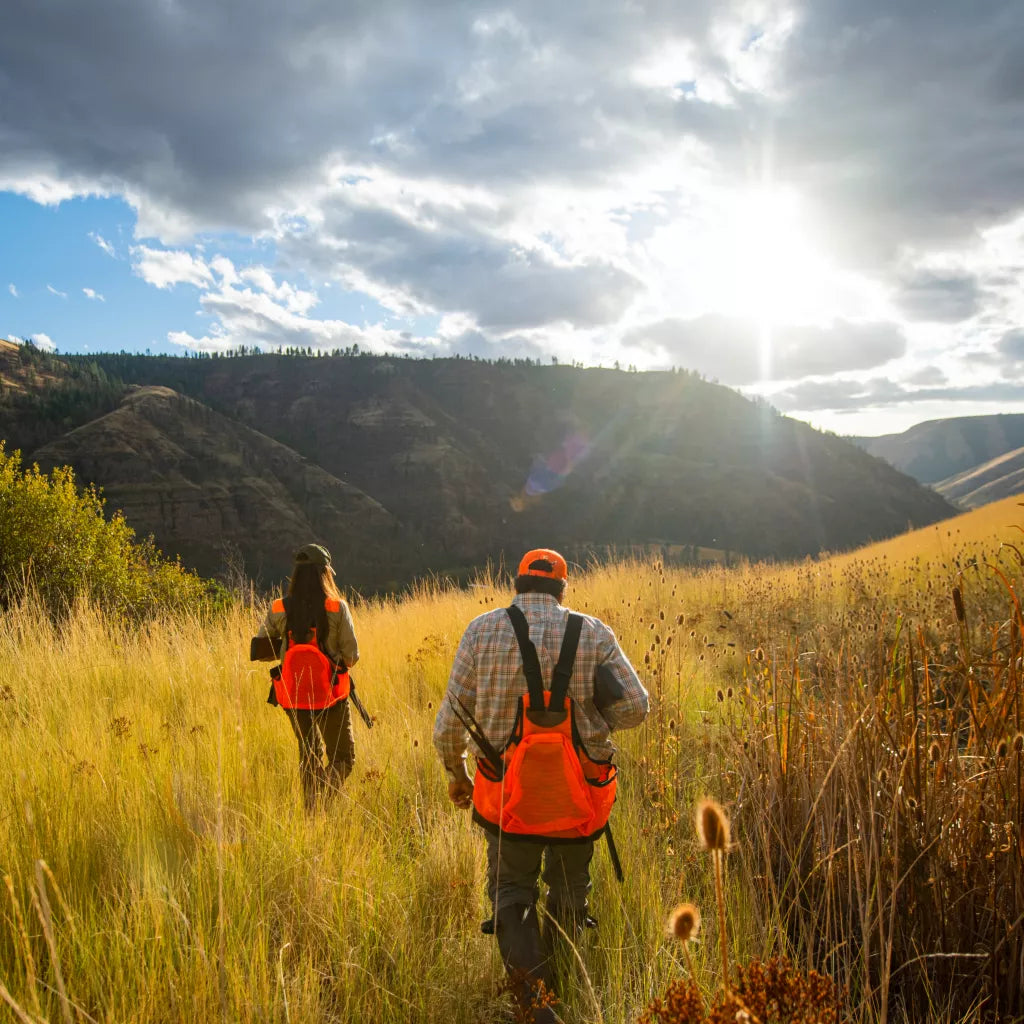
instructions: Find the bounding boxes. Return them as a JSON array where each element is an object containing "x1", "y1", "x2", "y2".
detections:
[{"x1": 512, "y1": 592, "x2": 562, "y2": 610}]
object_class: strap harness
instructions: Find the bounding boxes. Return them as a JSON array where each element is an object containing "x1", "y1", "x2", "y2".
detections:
[{"x1": 450, "y1": 604, "x2": 624, "y2": 881}]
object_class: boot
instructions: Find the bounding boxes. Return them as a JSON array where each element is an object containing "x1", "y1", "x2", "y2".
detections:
[{"x1": 495, "y1": 904, "x2": 558, "y2": 1024}]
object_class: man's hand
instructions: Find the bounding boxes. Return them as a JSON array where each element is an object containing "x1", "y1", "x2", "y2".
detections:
[{"x1": 446, "y1": 763, "x2": 473, "y2": 809}]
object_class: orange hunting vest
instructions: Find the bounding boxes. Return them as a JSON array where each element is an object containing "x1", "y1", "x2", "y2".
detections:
[
  {"x1": 271, "y1": 597, "x2": 351, "y2": 710},
  {"x1": 462, "y1": 606, "x2": 617, "y2": 842}
]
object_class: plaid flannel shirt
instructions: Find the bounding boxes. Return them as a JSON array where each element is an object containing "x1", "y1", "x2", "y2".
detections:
[{"x1": 432, "y1": 592, "x2": 648, "y2": 771}]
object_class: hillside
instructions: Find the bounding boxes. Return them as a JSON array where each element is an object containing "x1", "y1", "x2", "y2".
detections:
[
  {"x1": 0, "y1": 347, "x2": 960, "y2": 584},
  {"x1": 78, "y1": 353, "x2": 956, "y2": 564},
  {"x1": 30, "y1": 386, "x2": 416, "y2": 588},
  {"x1": 852, "y1": 412, "x2": 1024, "y2": 484},
  {"x1": 0, "y1": 337, "x2": 126, "y2": 454},
  {"x1": 934, "y1": 444, "x2": 1024, "y2": 508}
]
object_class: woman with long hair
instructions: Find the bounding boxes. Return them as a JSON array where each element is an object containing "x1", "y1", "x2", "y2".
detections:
[{"x1": 253, "y1": 543, "x2": 359, "y2": 809}]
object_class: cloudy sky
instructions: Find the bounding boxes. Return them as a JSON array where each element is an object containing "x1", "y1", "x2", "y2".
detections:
[{"x1": 1, "y1": 0, "x2": 1022, "y2": 435}]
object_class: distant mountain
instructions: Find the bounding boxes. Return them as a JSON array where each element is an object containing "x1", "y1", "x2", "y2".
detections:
[
  {"x1": 852, "y1": 414, "x2": 1024, "y2": 484},
  {"x1": 2, "y1": 345, "x2": 961, "y2": 585},
  {"x1": 30, "y1": 386, "x2": 415, "y2": 588},
  {"x1": 935, "y1": 445, "x2": 1024, "y2": 509},
  {"x1": 26, "y1": 351, "x2": 954, "y2": 579}
]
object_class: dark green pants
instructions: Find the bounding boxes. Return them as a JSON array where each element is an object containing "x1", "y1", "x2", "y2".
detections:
[
  {"x1": 486, "y1": 832, "x2": 595, "y2": 917},
  {"x1": 286, "y1": 700, "x2": 354, "y2": 809},
  {"x1": 485, "y1": 833, "x2": 594, "y2": 1024}
]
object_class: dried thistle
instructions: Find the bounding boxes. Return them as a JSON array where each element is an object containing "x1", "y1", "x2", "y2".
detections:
[
  {"x1": 668, "y1": 903, "x2": 701, "y2": 943},
  {"x1": 696, "y1": 799, "x2": 730, "y2": 852},
  {"x1": 696, "y1": 799, "x2": 732, "y2": 994}
]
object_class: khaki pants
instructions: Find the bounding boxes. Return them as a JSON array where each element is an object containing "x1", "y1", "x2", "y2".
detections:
[{"x1": 286, "y1": 700, "x2": 355, "y2": 809}]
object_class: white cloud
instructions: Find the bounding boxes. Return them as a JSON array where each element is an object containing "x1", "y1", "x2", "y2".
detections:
[
  {"x1": 46, "y1": 284, "x2": 67, "y2": 298},
  {"x1": 169, "y1": 282, "x2": 416, "y2": 355},
  {"x1": 131, "y1": 246, "x2": 213, "y2": 289},
  {"x1": 82, "y1": 287, "x2": 105, "y2": 301},
  {"x1": 89, "y1": 232, "x2": 116, "y2": 257},
  {"x1": 30, "y1": 332, "x2": 56, "y2": 351},
  {"x1": 7, "y1": 283, "x2": 17, "y2": 297},
  {"x1": 2, "y1": 0, "x2": 1024, "y2": 425}
]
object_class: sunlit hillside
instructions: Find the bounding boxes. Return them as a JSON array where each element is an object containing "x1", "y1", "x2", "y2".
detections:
[
  {"x1": 824, "y1": 490, "x2": 1024, "y2": 567},
  {"x1": 1, "y1": 497, "x2": 1021, "y2": 1023}
]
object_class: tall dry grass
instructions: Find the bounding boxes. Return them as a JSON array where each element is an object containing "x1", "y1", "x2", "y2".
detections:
[{"x1": 1, "y1": 495, "x2": 1022, "y2": 1022}]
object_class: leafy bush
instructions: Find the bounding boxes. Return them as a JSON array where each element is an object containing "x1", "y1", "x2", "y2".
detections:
[{"x1": 0, "y1": 442, "x2": 212, "y2": 616}]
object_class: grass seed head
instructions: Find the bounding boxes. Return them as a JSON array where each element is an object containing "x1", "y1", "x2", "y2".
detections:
[
  {"x1": 696, "y1": 798, "x2": 730, "y2": 852},
  {"x1": 952, "y1": 586, "x2": 966, "y2": 623},
  {"x1": 668, "y1": 902, "x2": 701, "y2": 943}
]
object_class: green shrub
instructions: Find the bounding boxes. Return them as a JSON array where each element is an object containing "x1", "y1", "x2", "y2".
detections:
[{"x1": 0, "y1": 441, "x2": 213, "y2": 616}]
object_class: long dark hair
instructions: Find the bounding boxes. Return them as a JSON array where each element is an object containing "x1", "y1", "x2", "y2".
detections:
[{"x1": 286, "y1": 562, "x2": 342, "y2": 644}]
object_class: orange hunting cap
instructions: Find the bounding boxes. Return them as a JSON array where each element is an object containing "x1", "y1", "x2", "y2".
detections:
[{"x1": 517, "y1": 548, "x2": 568, "y2": 580}]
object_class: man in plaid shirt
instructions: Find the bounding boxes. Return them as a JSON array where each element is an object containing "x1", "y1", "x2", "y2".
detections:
[{"x1": 433, "y1": 548, "x2": 648, "y2": 1022}]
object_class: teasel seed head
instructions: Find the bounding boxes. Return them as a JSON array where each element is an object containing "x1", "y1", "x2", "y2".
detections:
[
  {"x1": 928, "y1": 740, "x2": 941, "y2": 763},
  {"x1": 668, "y1": 903, "x2": 701, "y2": 943},
  {"x1": 1013, "y1": 733, "x2": 1024, "y2": 754},
  {"x1": 996, "y1": 739, "x2": 1009, "y2": 760},
  {"x1": 696, "y1": 798, "x2": 730, "y2": 852}
]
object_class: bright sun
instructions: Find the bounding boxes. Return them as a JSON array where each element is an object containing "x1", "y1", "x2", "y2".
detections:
[
  {"x1": 650, "y1": 182, "x2": 837, "y2": 381},
  {"x1": 719, "y1": 185, "x2": 825, "y2": 326}
]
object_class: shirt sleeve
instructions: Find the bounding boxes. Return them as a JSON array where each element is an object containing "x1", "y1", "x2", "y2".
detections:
[
  {"x1": 328, "y1": 601, "x2": 359, "y2": 667},
  {"x1": 432, "y1": 623, "x2": 478, "y2": 769},
  {"x1": 592, "y1": 620, "x2": 649, "y2": 731},
  {"x1": 253, "y1": 605, "x2": 286, "y2": 659}
]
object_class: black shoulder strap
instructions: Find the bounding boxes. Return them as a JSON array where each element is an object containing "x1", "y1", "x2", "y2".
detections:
[
  {"x1": 505, "y1": 606, "x2": 584, "y2": 713},
  {"x1": 506, "y1": 605, "x2": 545, "y2": 711},
  {"x1": 550, "y1": 613, "x2": 583, "y2": 712},
  {"x1": 281, "y1": 596, "x2": 292, "y2": 653}
]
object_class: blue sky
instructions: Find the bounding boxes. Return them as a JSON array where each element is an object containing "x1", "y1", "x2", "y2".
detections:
[
  {"x1": 1, "y1": 192, "x2": 201, "y2": 354},
  {"x1": 2, "y1": 0, "x2": 1023, "y2": 435}
]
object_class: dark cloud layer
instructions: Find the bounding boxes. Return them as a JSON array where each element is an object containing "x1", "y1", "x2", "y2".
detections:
[
  {"x1": 772, "y1": 377, "x2": 1024, "y2": 414},
  {"x1": 776, "y1": 1, "x2": 1024, "y2": 266},
  {"x1": 894, "y1": 270, "x2": 982, "y2": 323},
  {"x1": 625, "y1": 315, "x2": 905, "y2": 384}
]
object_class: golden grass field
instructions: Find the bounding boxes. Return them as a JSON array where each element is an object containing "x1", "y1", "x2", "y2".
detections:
[{"x1": 2, "y1": 495, "x2": 1023, "y2": 1023}]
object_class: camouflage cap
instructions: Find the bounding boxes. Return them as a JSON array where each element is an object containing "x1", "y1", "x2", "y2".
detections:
[{"x1": 294, "y1": 543, "x2": 332, "y2": 568}]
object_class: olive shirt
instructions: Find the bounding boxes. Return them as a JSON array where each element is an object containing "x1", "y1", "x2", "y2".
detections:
[{"x1": 255, "y1": 599, "x2": 360, "y2": 667}]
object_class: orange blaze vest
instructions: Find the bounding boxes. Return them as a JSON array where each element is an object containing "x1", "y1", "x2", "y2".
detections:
[
  {"x1": 271, "y1": 597, "x2": 351, "y2": 710},
  {"x1": 465, "y1": 606, "x2": 617, "y2": 842}
]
